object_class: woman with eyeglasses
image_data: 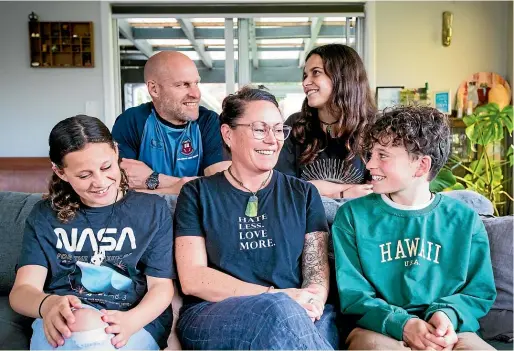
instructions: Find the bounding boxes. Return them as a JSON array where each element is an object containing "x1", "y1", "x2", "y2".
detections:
[
  {"x1": 276, "y1": 44, "x2": 377, "y2": 199},
  {"x1": 174, "y1": 86, "x2": 337, "y2": 350}
]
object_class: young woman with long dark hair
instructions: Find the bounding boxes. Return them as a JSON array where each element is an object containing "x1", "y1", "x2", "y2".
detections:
[{"x1": 276, "y1": 44, "x2": 377, "y2": 199}]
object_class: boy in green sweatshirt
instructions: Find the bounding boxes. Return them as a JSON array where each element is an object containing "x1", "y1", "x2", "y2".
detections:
[{"x1": 332, "y1": 106, "x2": 497, "y2": 350}]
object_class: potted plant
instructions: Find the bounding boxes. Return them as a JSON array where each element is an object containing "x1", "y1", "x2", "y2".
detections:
[{"x1": 446, "y1": 103, "x2": 513, "y2": 215}]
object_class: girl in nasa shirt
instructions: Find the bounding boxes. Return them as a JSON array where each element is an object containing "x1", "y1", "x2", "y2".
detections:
[{"x1": 10, "y1": 115, "x2": 175, "y2": 350}]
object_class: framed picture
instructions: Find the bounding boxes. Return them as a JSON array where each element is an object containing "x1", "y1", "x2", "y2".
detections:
[
  {"x1": 400, "y1": 87, "x2": 430, "y2": 106},
  {"x1": 376, "y1": 86, "x2": 404, "y2": 110},
  {"x1": 434, "y1": 90, "x2": 452, "y2": 114}
]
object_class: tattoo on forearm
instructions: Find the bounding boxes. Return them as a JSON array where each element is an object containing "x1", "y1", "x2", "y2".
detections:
[{"x1": 301, "y1": 231, "x2": 329, "y2": 289}]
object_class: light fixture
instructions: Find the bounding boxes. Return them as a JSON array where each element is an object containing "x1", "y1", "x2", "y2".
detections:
[{"x1": 442, "y1": 11, "x2": 453, "y2": 47}]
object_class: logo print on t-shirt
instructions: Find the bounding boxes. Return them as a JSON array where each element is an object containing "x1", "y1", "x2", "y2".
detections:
[
  {"x1": 181, "y1": 139, "x2": 194, "y2": 156},
  {"x1": 238, "y1": 214, "x2": 276, "y2": 250},
  {"x1": 301, "y1": 158, "x2": 364, "y2": 184},
  {"x1": 151, "y1": 138, "x2": 164, "y2": 149}
]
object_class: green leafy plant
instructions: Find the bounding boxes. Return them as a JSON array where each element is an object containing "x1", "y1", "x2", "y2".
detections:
[
  {"x1": 429, "y1": 168, "x2": 459, "y2": 192},
  {"x1": 449, "y1": 103, "x2": 513, "y2": 215}
]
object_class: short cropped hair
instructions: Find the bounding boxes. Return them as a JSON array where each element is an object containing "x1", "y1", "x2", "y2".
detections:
[
  {"x1": 219, "y1": 85, "x2": 279, "y2": 153},
  {"x1": 362, "y1": 106, "x2": 451, "y2": 180}
]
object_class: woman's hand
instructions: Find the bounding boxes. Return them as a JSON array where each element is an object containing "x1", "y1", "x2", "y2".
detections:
[
  {"x1": 272, "y1": 287, "x2": 323, "y2": 322},
  {"x1": 302, "y1": 285, "x2": 327, "y2": 320},
  {"x1": 101, "y1": 309, "x2": 140, "y2": 349},
  {"x1": 40, "y1": 295, "x2": 82, "y2": 348},
  {"x1": 341, "y1": 184, "x2": 373, "y2": 199}
]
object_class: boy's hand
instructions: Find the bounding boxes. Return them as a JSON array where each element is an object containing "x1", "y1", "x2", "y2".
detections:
[
  {"x1": 101, "y1": 309, "x2": 139, "y2": 349},
  {"x1": 425, "y1": 311, "x2": 458, "y2": 349},
  {"x1": 403, "y1": 318, "x2": 443, "y2": 350}
]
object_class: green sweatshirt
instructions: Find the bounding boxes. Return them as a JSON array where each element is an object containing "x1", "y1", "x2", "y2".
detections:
[{"x1": 332, "y1": 193, "x2": 496, "y2": 341}]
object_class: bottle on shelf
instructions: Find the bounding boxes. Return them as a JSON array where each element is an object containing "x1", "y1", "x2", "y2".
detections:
[
  {"x1": 466, "y1": 100, "x2": 474, "y2": 116},
  {"x1": 456, "y1": 90, "x2": 464, "y2": 118}
]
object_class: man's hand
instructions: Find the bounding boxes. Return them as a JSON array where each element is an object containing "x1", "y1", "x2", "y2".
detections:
[
  {"x1": 120, "y1": 158, "x2": 153, "y2": 189},
  {"x1": 101, "y1": 309, "x2": 139, "y2": 349},
  {"x1": 403, "y1": 318, "x2": 443, "y2": 350},
  {"x1": 425, "y1": 312, "x2": 458, "y2": 350},
  {"x1": 164, "y1": 176, "x2": 198, "y2": 194}
]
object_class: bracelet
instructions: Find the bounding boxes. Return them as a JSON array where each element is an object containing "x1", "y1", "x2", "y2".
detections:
[
  {"x1": 38, "y1": 294, "x2": 51, "y2": 318},
  {"x1": 267, "y1": 286, "x2": 275, "y2": 293}
]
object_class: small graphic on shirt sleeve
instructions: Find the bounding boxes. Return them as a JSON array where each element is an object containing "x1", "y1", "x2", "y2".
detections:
[{"x1": 151, "y1": 138, "x2": 164, "y2": 149}]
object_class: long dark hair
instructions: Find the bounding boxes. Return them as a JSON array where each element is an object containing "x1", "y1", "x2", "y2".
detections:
[
  {"x1": 293, "y1": 44, "x2": 376, "y2": 165},
  {"x1": 45, "y1": 115, "x2": 129, "y2": 223}
]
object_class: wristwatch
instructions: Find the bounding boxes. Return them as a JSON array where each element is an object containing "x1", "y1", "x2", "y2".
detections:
[{"x1": 145, "y1": 171, "x2": 160, "y2": 190}]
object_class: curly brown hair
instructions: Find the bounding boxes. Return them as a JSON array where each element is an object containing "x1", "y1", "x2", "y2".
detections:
[
  {"x1": 292, "y1": 44, "x2": 376, "y2": 165},
  {"x1": 362, "y1": 106, "x2": 451, "y2": 180},
  {"x1": 45, "y1": 115, "x2": 129, "y2": 223}
]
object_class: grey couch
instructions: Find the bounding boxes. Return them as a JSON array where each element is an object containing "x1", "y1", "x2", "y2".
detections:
[{"x1": 0, "y1": 190, "x2": 512, "y2": 349}]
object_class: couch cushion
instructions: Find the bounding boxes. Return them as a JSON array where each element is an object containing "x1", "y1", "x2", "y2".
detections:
[
  {"x1": 441, "y1": 190, "x2": 495, "y2": 216},
  {"x1": 0, "y1": 192, "x2": 43, "y2": 295},
  {"x1": 0, "y1": 296, "x2": 32, "y2": 349},
  {"x1": 479, "y1": 216, "x2": 513, "y2": 341}
]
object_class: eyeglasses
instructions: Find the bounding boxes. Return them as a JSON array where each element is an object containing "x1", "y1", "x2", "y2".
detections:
[{"x1": 233, "y1": 122, "x2": 292, "y2": 141}]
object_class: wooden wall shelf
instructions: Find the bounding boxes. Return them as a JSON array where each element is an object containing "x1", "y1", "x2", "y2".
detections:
[{"x1": 29, "y1": 21, "x2": 94, "y2": 68}]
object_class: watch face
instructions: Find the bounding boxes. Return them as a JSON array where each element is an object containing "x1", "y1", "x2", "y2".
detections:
[{"x1": 146, "y1": 173, "x2": 159, "y2": 190}]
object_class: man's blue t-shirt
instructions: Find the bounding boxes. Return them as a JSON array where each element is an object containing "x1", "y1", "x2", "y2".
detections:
[
  {"x1": 17, "y1": 191, "x2": 175, "y2": 348},
  {"x1": 112, "y1": 103, "x2": 224, "y2": 177},
  {"x1": 174, "y1": 171, "x2": 328, "y2": 305}
]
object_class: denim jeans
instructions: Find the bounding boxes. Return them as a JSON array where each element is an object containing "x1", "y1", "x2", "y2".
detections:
[
  {"x1": 177, "y1": 292, "x2": 338, "y2": 350},
  {"x1": 30, "y1": 305, "x2": 159, "y2": 350}
]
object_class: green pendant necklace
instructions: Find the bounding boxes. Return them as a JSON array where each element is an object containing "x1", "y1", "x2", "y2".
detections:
[
  {"x1": 320, "y1": 120, "x2": 338, "y2": 136},
  {"x1": 227, "y1": 166, "x2": 272, "y2": 217}
]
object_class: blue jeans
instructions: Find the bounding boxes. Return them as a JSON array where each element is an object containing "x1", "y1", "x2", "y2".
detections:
[
  {"x1": 30, "y1": 305, "x2": 159, "y2": 350},
  {"x1": 177, "y1": 292, "x2": 338, "y2": 350}
]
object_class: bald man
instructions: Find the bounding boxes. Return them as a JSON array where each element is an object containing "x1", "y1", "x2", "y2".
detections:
[{"x1": 112, "y1": 52, "x2": 229, "y2": 194}]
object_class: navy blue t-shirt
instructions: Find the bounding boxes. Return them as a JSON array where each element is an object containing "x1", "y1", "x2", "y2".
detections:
[
  {"x1": 276, "y1": 112, "x2": 368, "y2": 184},
  {"x1": 112, "y1": 102, "x2": 224, "y2": 177},
  {"x1": 174, "y1": 171, "x2": 328, "y2": 305},
  {"x1": 17, "y1": 191, "x2": 175, "y2": 348}
]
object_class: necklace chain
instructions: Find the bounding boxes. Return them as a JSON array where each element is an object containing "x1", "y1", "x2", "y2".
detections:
[
  {"x1": 227, "y1": 166, "x2": 272, "y2": 195},
  {"x1": 320, "y1": 119, "x2": 338, "y2": 137},
  {"x1": 386, "y1": 192, "x2": 434, "y2": 203},
  {"x1": 319, "y1": 120, "x2": 338, "y2": 126},
  {"x1": 80, "y1": 190, "x2": 119, "y2": 233}
]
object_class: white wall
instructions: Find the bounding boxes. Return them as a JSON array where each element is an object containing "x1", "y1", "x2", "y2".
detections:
[
  {"x1": 1, "y1": 1, "x2": 511, "y2": 156},
  {"x1": 0, "y1": 1, "x2": 103, "y2": 157},
  {"x1": 375, "y1": 1, "x2": 510, "y2": 96}
]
